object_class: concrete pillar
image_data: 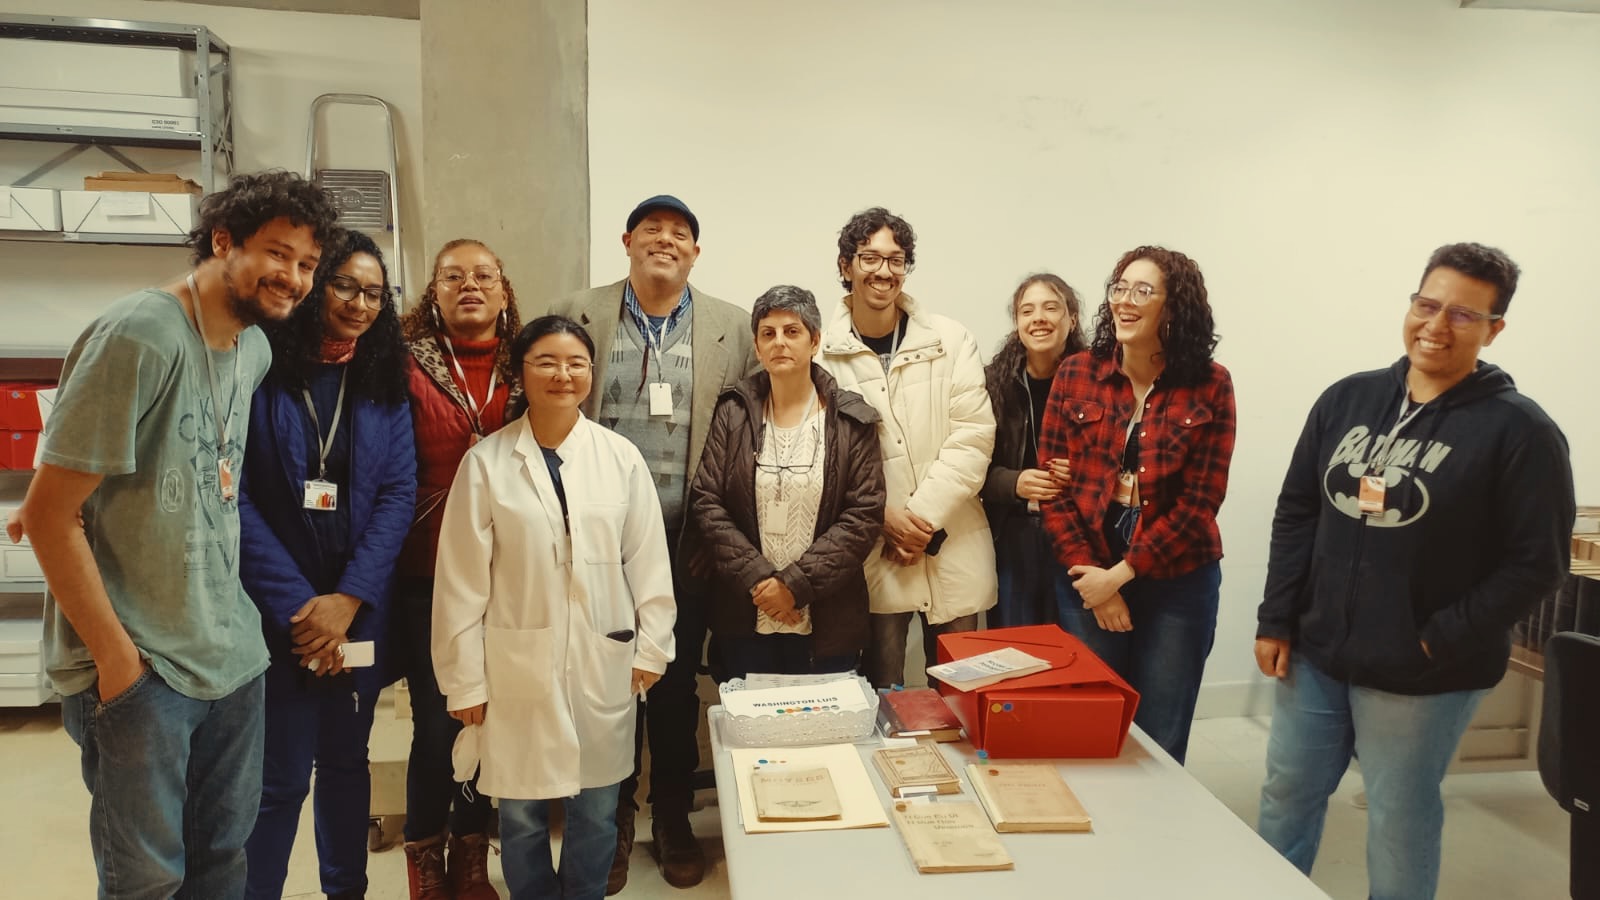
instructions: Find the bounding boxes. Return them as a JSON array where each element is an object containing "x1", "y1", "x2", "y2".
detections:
[{"x1": 419, "y1": 0, "x2": 588, "y2": 309}]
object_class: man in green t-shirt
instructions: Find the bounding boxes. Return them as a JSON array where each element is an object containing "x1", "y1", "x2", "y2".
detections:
[{"x1": 7, "y1": 170, "x2": 338, "y2": 898}]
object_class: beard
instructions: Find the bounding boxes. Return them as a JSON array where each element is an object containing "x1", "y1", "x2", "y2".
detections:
[{"x1": 222, "y1": 265, "x2": 299, "y2": 327}]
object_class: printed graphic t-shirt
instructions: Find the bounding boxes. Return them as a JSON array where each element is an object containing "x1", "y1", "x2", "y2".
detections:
[{"x1": 40, "y1": 288, "x2": 272, "y2": 700}]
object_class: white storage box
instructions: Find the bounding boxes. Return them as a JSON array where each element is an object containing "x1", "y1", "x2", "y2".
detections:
[
  {"x1": 0, "y1": 619, "x2": 43, "y2": 676},
  {"x1": 0, "y1": 105, "x2": 199, "y2": 135},
  {"x1": 717, "y1": 674, "x2": 879, "y2": 747},
  {"x1": 0, "y1": 39, "x2": 193, "y2": 98},
  {"x1": 0, "y1": 187, "x2": 62, "y2": 231},
  {"x1": 61, "y1": 190, "x2": 195, "y2": 236},
  {"x1": 0, "y1": 86, "x2": 199, "y2": 119},
  {"x1": 0, "y1": 672, "x2": 54, "y2": 707}
]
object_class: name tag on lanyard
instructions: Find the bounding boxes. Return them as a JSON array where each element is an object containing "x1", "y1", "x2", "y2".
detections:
[
  {"x1": 1358, "y1": 474, "x2": 1386, "y2": 516},
  {"x1": 649, "y1": 381, "x2": 674, "y2": 417}
]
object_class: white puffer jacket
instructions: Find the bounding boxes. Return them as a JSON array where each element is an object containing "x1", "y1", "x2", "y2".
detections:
[{"x1": 818, "y1": 294, "x2": 998, "y2": 623}]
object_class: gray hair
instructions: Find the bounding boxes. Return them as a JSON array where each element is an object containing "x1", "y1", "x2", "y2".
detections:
[{"x1": 750, "y1": 285, "x2": 823, "y2": 338}]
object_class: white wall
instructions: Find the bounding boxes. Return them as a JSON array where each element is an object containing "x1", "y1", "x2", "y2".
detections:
[
  {"x1": 0, "y1": 0, "x2": 421, "y2": 350},
  {"x1": 589, "y1": 0, "x2": 1600, "y2": 712}
]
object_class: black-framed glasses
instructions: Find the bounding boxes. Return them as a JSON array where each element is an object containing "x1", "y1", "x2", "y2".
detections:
[
  {"x1": 327, "y1": 276, "x2": 389, "y2": 309},
  {"x1": 436, "y1": 268, "x2": 503, "y2": 290},
  {"x1": 855, "y1": 252, "x2": 912, "y2": 275},
  {"x1": 1107, "y1": 281, "x2": 1161, "y2": 305},
  {"x1": 1408, "y1": 294, "x2": 1502, "y2": 328}
]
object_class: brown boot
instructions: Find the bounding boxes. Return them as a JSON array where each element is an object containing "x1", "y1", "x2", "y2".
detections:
[
  {"x1": 403, "y1": 832, "x2": 450, "y2": 900},
  {"x1": 447, "y1": 832, "x2": 500, "y2": 900},
  {"x1": 607, "y1": 803, "x2": 636, "y2": 896},
  {"x1": 651, "y1": 812, "x2": 706, "y2": 889}
]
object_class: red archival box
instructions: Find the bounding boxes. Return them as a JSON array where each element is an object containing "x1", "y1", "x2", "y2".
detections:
[{"x1": 935, "y1": 625, "x2": 1140, "y2": 759}]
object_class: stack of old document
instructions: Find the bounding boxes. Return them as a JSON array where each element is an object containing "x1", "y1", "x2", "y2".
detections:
[{"x1": 729, "y1": 743, "x2": 890, "y2": 833}]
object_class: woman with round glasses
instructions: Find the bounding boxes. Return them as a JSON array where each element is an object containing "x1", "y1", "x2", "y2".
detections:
[
  {"x1": 1037, "y1": 246, "x2": 1236, "y2": 765},
  {"x1": 982, "y1": 273, "x2": 1088, "y2": 628},
  {"x1": 690, "y1": 286, "x2": 886, "y2": 681},
  {"x1": 238, "y1": 229, "x2": 416, "y2": 900},
  {"x1": 432, "y1": 315, "x2": 675, "y2": 900},
  {"x1": 396, "y1": 238, "x2": 526, "y2": 897}
]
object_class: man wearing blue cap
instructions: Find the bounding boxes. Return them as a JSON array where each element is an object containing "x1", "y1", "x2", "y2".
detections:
[{"x1": 546, "y1": 195, "x2": 757, "y2": 892}]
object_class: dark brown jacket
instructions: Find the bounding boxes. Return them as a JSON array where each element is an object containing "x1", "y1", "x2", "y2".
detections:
[{"x1": 690, "y1": 364, "x2": 886, "y2": 657}]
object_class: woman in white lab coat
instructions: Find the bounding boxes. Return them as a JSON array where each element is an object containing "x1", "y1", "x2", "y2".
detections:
[{"x1": 432, "y1": 315, "x2": 676, "y2": 900}]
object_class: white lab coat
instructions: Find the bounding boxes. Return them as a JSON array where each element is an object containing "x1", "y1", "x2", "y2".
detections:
[{"x1": 432, "y1": 414, "x2": 676, "y2": 800}]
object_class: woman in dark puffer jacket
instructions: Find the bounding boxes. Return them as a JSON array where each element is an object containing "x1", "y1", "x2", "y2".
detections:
[{"x1": 690, "y1": 285, "x2": 886, "y2": 680}]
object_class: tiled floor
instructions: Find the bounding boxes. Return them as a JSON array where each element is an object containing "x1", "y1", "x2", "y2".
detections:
[{"x1": 0, "y1": 697, "x2": 1569, "y2": 899}]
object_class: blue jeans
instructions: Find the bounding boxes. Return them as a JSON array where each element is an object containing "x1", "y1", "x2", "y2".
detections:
[
  {"x1": 244, "y1": 659, "x2": 379, "y2": 898},
  {"x1": 992, "y1": 513, "x2": 1068, "y2": 629},
  {"x1": 397, "y1": 576, "x2": 492, "y2": 840},
  {"x1": 62, "y1": 667, "x2": 265, "y2": 900},
  {"x1": 1056, "y1": 560, "x2": 1220, "y2": 764},
  {"x1": 716, "y1": 633, "x2": 859, "y2": 683},
  {"x1": 1258, "y1": 655, "x2": 1487, "y2": 900},
  {"x1": 501, "y1": 783, "x2": 621, "y2": 900}
]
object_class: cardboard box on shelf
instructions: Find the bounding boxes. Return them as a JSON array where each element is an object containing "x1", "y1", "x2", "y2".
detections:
[
  {"x1": 61, "y1": 190, "x2": 196, "y2": 236},
  {"x1": 0, "y1": 39, "x2": 192, "y2": 98},
  {"x1": 84, "y1": 172, "x2": 203, "y2": 196},
  {"x1": 937, "y1": 625, "x2": 1139, "y2": 759},
  {"x1": 0, "y1": 187, "x2": 62, "y2": 232}
]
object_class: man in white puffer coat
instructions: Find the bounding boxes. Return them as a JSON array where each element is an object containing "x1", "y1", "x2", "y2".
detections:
[{"x1": 818, "y1": 207, "x2": 998, "y2": 689}]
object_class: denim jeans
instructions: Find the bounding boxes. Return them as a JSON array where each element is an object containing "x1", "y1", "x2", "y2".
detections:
[
  {"x1": 991, "y1": 513, "x2": 1068, "y2": 629},
  {"x1": 1055, "y1": 560, "x2": 1220, "y2": 764},
  {"x1": 396, "y1": 576, "x2": 492, "y2": 841},
  {"x1": 716, "y1": 633, "x2": 859, "y2": 683},
  {"x1": 1257, "y1": 654, "x2": 1487, "y2": 900},
  {"x1": 866, "y1": 611, "x2": 979, "y2": 690},
  {"x1": 62, "y1": 667, "x2": 265, "y2": 900},
  {"x1": 621, "y1": 542, "x2": 706, "y2": 819},
  {"x1": 501, "y1": 783, "x2": 621, "y2": 900},
  {"x1": 244, "y1": 659, "x2": 379, "y2": 899}
]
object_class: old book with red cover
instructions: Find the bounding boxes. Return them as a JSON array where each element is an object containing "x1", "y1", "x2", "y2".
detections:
[{"x1": 879, "y1": 688, "x2": 964, "y2": 741}]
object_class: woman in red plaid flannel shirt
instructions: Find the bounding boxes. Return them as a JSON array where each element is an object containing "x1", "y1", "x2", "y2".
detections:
[{"x1": 1037, "y1": 246, "x2": 1236, "y2": 765}]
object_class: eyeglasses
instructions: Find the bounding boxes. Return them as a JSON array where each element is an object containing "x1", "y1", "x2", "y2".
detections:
[
  {"x1": 524, "y1": 359, "x2": 592, "y2": 377},
  {"x1": 1107, "y1": 281, "x2": 1161, "y2": 305},
  {"x1": 436, "y1": 268, "x2": 503, "y2": 290},
  {"x1": 854, "y1": 252, "x2": 912, "y2": 275},
  {"x1": 1408, "y1": 294, "x2": 1502, "y2": 328},
  {"x1": 327, "y1": 276, "x2": 388, "y2": 309}
]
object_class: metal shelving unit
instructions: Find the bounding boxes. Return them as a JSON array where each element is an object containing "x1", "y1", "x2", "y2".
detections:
[{"x1": 0, "y1": 14, "x2": 233, "y2": 245}]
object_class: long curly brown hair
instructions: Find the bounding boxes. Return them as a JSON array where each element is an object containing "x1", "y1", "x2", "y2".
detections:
[
  {"x1": 1090, "y1": 246, "x2": 1219, "y2": 387},
  {"x1": 402, "y1": 238, "x2": 525, "y2": 385}
]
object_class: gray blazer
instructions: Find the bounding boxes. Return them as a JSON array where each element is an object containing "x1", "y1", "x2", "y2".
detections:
[{"x1": 544, "y1": 277, "x2": 759, "y2": 525}]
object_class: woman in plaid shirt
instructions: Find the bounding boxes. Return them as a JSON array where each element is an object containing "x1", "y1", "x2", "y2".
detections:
[{"x1": 1037, "y1": 246, "x2": 1236, "y2": 764}]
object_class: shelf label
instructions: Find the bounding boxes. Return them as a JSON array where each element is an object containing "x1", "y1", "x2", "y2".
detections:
[{"x1": 102, "y1": 192, "x2": 152, "y2": 218}]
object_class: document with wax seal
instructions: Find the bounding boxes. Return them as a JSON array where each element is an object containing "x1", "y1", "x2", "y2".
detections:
[
  {"x1": 926, "y1": 647, "x2": 1051, "y2": 692},
  {"x1": 751, "y1": 767, "x2": 842, "y2": 821}
]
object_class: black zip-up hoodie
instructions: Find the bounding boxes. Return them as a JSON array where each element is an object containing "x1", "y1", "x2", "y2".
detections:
[{"x1": 1257, "y1": 359, "x2": 1574, "y2": 695}]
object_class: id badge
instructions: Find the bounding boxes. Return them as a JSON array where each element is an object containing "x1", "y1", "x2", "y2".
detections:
[
  {"x1": 303, "y1": 479, "x2": 338, "y2": 511},
  {"x1": 218, "y1": 457, "x2": 236, "y2": 502},
  {"x1": 649, "y1": 381, "x2": 673, "y2": 416},
  {"x1": 766, "y1": 495, "x2": 792, "y2": 536},
  {"x1": 1358, "y1": 474, "x2": 1386, "y2": 516},
  {"x1": 1112, "y1": 471, "x2": 1136, "y2": 506}
]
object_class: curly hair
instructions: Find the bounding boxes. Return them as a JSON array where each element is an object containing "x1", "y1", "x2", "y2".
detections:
[
  {"x1": 835, "y1": 207, "x2": 916, "y2": 291},
  {"x1": 261, "y1": 229, "x2": 409, "y2": 405},
  {"x1": 1089, "y1": 246, "x2": 1219, "y2": 388},
  {"x1": 985, "y1": 273, "x2": 1089, "y2": 410},
  {"x1": 1422, "y1": 242, "x2": 1520, "y2": 315},
  {"x1": 187, "y1": 170, "x2": 340, "y2": 266},
  {"x1": 400, "y1": 238, "x2": 525, "y2": 386}
]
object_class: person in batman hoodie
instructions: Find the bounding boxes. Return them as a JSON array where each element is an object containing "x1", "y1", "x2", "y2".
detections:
[{"x1": 1253, "y1": 241, "x2": 1574, "y2": 900}]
